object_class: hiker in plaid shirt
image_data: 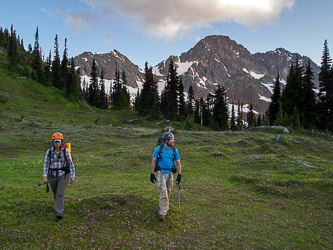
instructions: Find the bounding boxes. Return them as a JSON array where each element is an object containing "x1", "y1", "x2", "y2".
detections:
[{"x1": 42, "y1": 132, "x2": 75, "y2": 219}]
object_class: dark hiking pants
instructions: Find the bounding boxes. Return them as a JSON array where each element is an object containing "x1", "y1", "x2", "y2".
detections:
[{"x1": 48, "y1": 174, "x2": 69, "y2": 214}]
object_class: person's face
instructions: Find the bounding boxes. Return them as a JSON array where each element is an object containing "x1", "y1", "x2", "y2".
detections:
[
  {"x1": 166, "y1": 138, "x2": 175, "y2": 147},
  {"x1": 54, "y1": 140, "x2": 61, "y2": 149}
]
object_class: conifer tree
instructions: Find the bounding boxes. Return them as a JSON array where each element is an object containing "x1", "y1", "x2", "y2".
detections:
[
  {"x1": 318, "y1": 40, "x2": 333, "y2": 130},
  {"x1": 247, "y1": 102, "x2": 255, "y2": 128},
  {"x1": 212, "y1": 86, "x2": 229, "y2": 130},
  {"x1": 237, "y1": 100, "x2": 244, "y2": 130},
  {"x1": 166, "y1": 59, "x2": 179, "y2": 120},
  {"x1": 194, "y1": 99, "x2": 201, "y2": 124},
  {"x1": 138, "y1": 62, "x2": 156, "y2": 116},
  {"x1": 178, "y1": 76, "x2": 186, "y2": 119},
  {"x1": 61, "y1": 38, "x2": 69, "y2": 92},
  {"x1": 230, "y1": 104, "x2": 236, "y2": 131},
  {"x1": 291, "y1": 106, "x2": 301, "y2": 130},
  {"x1": 52, "y1": 35, "x2": 62, "y2": 89},
  {"x1": 268, "y1": 71, "x2": 281, "y2": 124},
  {"x1": 112, "y1": 65, "x2": 121, "y2": 108},
  {"x1": 187, "y1": 85, "x2": 194, "y2": 117},
  {"x1": 32, "y1": 27, "x2": 43, "y2": 81},
  {"x1": 160, "y1": 88, "x2": 168, "y2": 118},
  {"x1": 65, "y1": 57, "x2": 80, "y2": 101},
  {"x1": 257, "y1": 114, "x2": 262, "y2": 126},
  {"x1": 302, "y1": 61, "x2": 317, "y2": 129},
  {"x1": 44, "y1": 50, "x2": 52, "y2": 86},
  {"x1": 274, "y1": 99, "x2": 283, "y2": 125},
  {"x1": 100, "y1": 69, "x2": 107, "y2": 109},
  {"x1": 89, "y1": 58, "x2": 98, "y2": 107},
  {"x1": 8, "y1": 25, "x2": 19, "y2": 68},
  {"x1": 281, "y1": 58, "x2": 303, "y2": 116},
  {"x1": 202, "y1": 97, "x2": 210, "y2": 127}
]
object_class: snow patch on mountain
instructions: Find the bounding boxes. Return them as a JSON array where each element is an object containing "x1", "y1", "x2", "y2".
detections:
[
  {"x1": 152, "y1": 66, "x2": 164, "y2": 76},
  {"x1": 250, "y1": 72, "x2": 265, "y2": 79},
  {"x1": 243, "y1": 68, "x2": 265, "y2": 79},
  {"x1": 177, "y1": 61, "x2": 198, "y2": 75},
  {"x1": 258, "y1": 94, "x2": 271, "y2": 102},
  {"x1": 261, "y1": 82, "x2": 274, "y2": 94}
]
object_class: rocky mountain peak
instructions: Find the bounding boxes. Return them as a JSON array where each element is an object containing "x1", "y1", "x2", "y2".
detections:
[{"x1": 74, "y1": 35, "x2": 320, "y2": 114}]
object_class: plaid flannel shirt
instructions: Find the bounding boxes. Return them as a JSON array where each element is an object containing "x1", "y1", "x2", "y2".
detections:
[{"x1": 43, "y1": 147, "x2": 75, "y2": 178}]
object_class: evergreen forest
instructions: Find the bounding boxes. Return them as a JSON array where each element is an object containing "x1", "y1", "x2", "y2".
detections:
[{"x1": 1, "y1": 24, "x2": 333, "y2": 132}]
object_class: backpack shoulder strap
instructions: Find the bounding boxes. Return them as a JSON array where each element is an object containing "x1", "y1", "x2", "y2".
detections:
[
  {"x1": 62, "y1": 146, "x2": 67, "y2": 161},
  {"x1": 157, "y1": 144, "x2": 163, "y2": 160},
  {"x1": 172, "y1": 146, "x2": 176, "y2": 160},
  {"x1": 48, "y1": 145, "x2": 53, "y2": 157}
]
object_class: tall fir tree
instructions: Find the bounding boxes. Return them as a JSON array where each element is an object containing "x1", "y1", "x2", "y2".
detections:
[
  {"x1": 291, "y1": 106, "x2": 301, "y2": 130},
  {"x1": 52, "y1": 34, "x2": 62, "y2": 89},
  {"x1": 88, "y1": 58, "x2": 98, "y2": 107},
  {"x1": 212, "y1": 86, "x2": 229, "y2": 130},
  {"x1": 257, "y1": 114, "x2": 262, "y2": 126},
  {"x1": 236, "y1": 100, "x2": 244, "y2": 130},
  {"x1": 8, "y1": 25, "x2": 19, "y2": 68},
  {"x1": 230, "y1": 104, "x2": 236, "y2": 131},
  {"x1": 61, "y1": 38, "x2": 69, "y2": 92},
  {"x1": 139, "y1": 62, "x2": 156, "y2": 116},
  {"x1": 178, "y1": 76, "x2": 186, "y2": 119},
  {"x1": 317, "y1": 40, "x2": 333, "y2": 130},
  {"x1": 194, "y1": 99, "x2": 201, "y2": 124},
  {"x1": 302, "y1": 61, "x2": 317, "y2": 129},
  {"x1": 44, "y1": 50, "x2": 52, "y2": 86},
  {"x1": 166, "y1": 59, "x2": 179, "y2": 120},
  {"x1": 66, "y1": 57, "x2": 80, "y2": 101},
  {"x1": 99, "y1": 69, "x2": 107, "y2": 109},
  {"x1": 268, "y1": 71, "x2": 281, "y2": 124},
  {"x1": 202, "y1": 96, "x2": 211, "y2": 127},
  {"x1": 187, "y1": 85, "x2": 194, "y2": 117},
  {"x1": 281, "y1": 58, "x2": 303, "y2": 116},
  {"x1": 112, "y1": 64, "x2": 121, "y2": 108},
  {"x1": 32, "y1": 27, "x2": 43, "y2": 82},
  {"x1": 247, "y1": 102, "x2": 255, "y2": 128}
]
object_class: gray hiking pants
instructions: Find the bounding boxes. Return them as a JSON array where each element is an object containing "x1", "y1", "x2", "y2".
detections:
[
  {"x1": 156, "y1": 171, "x2": 174, "y2": 215},
  {"x1": 48, "y1": 174, "x2": 69, "y2": 214}
]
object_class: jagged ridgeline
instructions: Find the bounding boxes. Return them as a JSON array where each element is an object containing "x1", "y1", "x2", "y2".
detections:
[{"x1": 74, "y1": 35, "x2": 320, "y2": 115}]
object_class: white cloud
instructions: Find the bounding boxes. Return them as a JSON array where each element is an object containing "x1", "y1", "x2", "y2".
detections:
[
  {"x1": 40, "y1": 8, "x2": 53, "y2": 18},
  {"x1": 61, "y1": 0, "x2": 295, "y2": 39},
  {"x1": 56, "y1": 7, "x2": 98, "y2": 31}
]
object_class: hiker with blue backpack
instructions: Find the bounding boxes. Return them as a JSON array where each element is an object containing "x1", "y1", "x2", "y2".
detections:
[
  {"x1": 42, "y1": 132, "x2": 75, "y2": 219},
  {"x1": 150, "y1": 132, "x2": 182, "y2": 221}
]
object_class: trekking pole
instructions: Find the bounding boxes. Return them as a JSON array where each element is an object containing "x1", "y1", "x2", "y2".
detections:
[
  {"x1": 176, "y1": 181, "x2": 181, "y2": 212},
  {"x1": 37, "y1": 181, "x2": 49, "y2": 193}
]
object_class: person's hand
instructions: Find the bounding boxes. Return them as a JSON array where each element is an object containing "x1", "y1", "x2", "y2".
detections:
[
  {"x1": 70, "y1": 177, "x2": 75, "y2": 184},
  {"x1": 43, "y1": 177, "x2": 47, "y2": 184},
  {"x1": 176, "y1": 174, "x2": 181, "y2": 184},
  {"x1": 150, "y1": 174, "x2": 157, "y2": 183}
]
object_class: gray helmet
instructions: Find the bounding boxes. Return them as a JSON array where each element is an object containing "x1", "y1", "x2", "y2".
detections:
[{"x1": 163, "y1": 132, "x2": 174, "y2": 141}]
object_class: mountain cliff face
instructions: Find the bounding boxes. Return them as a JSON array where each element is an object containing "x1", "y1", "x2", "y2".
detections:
[
  {"x1": 73, "y1": 50, "x2": 145, "y2": 88},
  {"x1": 73, "y1": 35, "x2": 320, "y2": 114}
]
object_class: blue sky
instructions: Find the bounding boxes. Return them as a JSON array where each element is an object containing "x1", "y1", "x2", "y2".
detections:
[{"x1": 1, "y1": 0, "x2": 332, "y2": 69}]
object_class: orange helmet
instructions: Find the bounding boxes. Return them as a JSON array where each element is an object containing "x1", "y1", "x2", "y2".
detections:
[{"x1": 52, "y1": 132, "x2": 63, "y2": 142}]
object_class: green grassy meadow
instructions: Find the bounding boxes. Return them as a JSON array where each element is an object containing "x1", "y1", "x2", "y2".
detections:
[{"x1": 1, "y1": 55, "x2": 333, "y2": 249}]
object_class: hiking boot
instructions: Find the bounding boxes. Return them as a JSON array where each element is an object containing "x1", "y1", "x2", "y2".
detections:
[
  {"x1": 158, "y1": 214, "x2": 165, "y2": 221},
  {"x1": 56, "y1": 213, "x2": 63, "y2": 220}
]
